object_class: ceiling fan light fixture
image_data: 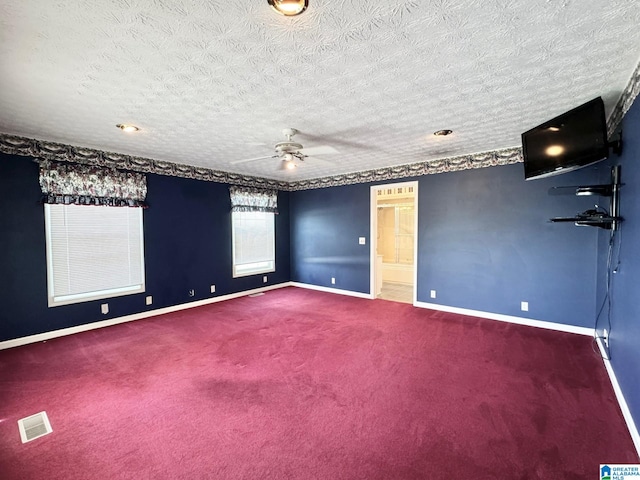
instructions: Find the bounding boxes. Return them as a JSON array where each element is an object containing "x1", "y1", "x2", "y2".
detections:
[{"x1": 268, "y1": 0, "x2": 308, "y2": 16}]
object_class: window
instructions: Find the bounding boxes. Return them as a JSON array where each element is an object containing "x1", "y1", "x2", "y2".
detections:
[
  {"x1": 39, "y1": 160, "x2": 148, "y2": 308},
  {"x1": 232, "y1": 211, "x2": 275, "y2": 277},
  {"x1": 229, "y1": 186, "x2": 278, "y2": 278},
  {"x1": 45, "y1": 204, "x2": 145, "y2": 306}
]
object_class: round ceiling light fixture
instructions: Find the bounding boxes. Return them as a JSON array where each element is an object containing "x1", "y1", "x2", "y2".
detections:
[
  {"x1": 433, "y1": 129, "x2": 453, "y2": 136},
  {"x1": 116, "y1": 124, "x2": 139, "y2": 133},
  {"x1": 282, "y1": 153, "x2": 298, "y2": 169},
  {"x1": 268, "y1": 0, "x2": 308, "y2": 16}
]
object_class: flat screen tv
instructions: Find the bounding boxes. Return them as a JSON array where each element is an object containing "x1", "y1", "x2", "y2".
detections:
[{"x1": 522, "y1": 97, "x2": 609, "y2": 180}]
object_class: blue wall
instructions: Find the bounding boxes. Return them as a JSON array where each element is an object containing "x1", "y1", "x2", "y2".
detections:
[
  {"x1": 0, "y1": 154, "x2": 290, "y2": 341},
  {"x1": 0, "y1": 145, "x2": 612, "y2": 337},
  {"x1": 290, "y1": 163, "x2": 604, "y2": 328},
  {"x1": 595, "y1": 93, "x2": 640, "y2": 435},
  {"x1": 417, "y1": 163, "x2": 603, "y2": 325},
  {"x1": 290, "y1": 183, "x2": 371, "y2": 293}
]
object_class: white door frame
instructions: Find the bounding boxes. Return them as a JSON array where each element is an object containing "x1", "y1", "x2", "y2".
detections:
[{"x1": 370, "y1": 181, "x2": 419, "y2": 304}]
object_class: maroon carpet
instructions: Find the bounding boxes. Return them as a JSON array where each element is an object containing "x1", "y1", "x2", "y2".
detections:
[{"x1": 0, "y1": 287, "x2": 637, "y2": 479}]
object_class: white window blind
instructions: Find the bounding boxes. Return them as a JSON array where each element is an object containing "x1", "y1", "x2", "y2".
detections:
[
  {"x1": 45, "y1": 204, "x2": 145, "y2": 306},
  {"x1": 232, "y1": 211, "x2": 275, "y2": 277}
]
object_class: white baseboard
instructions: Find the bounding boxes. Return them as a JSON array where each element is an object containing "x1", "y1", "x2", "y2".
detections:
[
  {"x1": 290, "y1": 282, "x2": 374, "y2": 299},
  {"x1": 0, "y1": 282, "x2": 292, "y2": 350},
  {"x1": 414, "y1": 301, "x2": 593, "y2": 336},
  {"x1": 595, "y1": 337, "x2": 640, "y2": 458}
]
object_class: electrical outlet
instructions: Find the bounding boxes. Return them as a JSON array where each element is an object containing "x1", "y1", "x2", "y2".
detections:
[
  {"x1": 210, "y1": 285, "x2": 216, "y2": 293},
  {"x1": 188, "y1": 289, "x2": 195, "y2": 297},
  {"x1": 430, "y1": 290, "x2": 436, "y2": 299},
  {"x1": 145, "y1": 296, "x2": 152, "y2": 305},
  {"x1": 101, "y1": 303, "x2": 109, "y2": 314},
  {"x1": 331, "y1": 277, "x2": 336, "y2": 285},
  {"x1": 521, "y1": 301, "x2": 529, "y2": 312},
  {"x1": 603, "y1": 328, "x2": 609, "y2": 348},
  {"x1": 359, "y1": 237, "x2": 366, "y2": 245},
  {"x1": 263, "y1": 276, "x2": 268, "y2": 283}
]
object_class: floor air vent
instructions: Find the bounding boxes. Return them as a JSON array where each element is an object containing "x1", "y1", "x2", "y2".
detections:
[{"x1": 18, "y1": 411, "x2": 53, "y2": 443}]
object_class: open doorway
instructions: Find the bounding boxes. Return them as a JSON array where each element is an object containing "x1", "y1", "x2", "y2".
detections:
[{"x1": 370, "y1": 181, "x2": 418, "y2": 304}]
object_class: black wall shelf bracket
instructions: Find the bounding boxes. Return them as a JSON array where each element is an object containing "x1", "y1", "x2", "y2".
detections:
[
  {"x1": 549, "y1": 184, "x2": 615, "y2": 196},
  {"x1": 549, "y1": 165, "x2": 623, "y2": 230}
]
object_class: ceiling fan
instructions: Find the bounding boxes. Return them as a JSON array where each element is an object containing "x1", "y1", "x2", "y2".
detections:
[{"x1": 230, "y1": 128, "x2": 339, "y2": 170}]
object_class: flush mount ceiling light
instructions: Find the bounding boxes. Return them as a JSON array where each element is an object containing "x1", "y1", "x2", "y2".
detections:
[
  {"x1": 433, "y1": 129, "x2": 453, "y2": 136},
  {"x1": 268, "y1": 0, "x2": 308, "y2": 16},
  {"x1": 116, "y1": 124, "x2": 139, "y2": 133}
]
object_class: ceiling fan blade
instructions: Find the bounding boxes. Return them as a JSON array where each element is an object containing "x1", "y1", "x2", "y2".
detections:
[
  {"x1": 229, "y1": 155, "x2": 277, "y2": 165},
  {"x1": 306, "y1": 156, "x2": 335, "y2": 166},
  {"x1": 296, "y1": 130, "x2": 377, "y2": 150},
  {"x1": 298, "y1": 145, "x2": 339, "y2": 156}
]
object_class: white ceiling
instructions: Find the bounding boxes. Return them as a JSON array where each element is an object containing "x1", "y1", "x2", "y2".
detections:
[{"x1": 1, "y1": 0, "x2": 639, "y2": 182}]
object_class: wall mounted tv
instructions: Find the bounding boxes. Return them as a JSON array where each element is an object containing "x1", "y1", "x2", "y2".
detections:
[{"x1": 522, "y1": 96, "x2": 609, "y2": 180}]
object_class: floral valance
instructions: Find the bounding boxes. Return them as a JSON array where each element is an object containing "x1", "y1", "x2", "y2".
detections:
[
  {"x1": 229, "y1": 186, "x2": 278, "y2": 214},
  {"x1": 39, "y1": 161, "x2": 148, "y2": 207}
]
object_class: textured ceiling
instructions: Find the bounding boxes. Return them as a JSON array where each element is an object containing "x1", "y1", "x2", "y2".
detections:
[{"x1": 1, "y1": 0, "x2": 639, "y2": 182}]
